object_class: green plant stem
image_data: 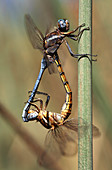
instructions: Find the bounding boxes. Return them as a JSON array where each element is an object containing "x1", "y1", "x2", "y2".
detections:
[{"x1": 78, "y1": 0, "x2": 93, "y2": 170}]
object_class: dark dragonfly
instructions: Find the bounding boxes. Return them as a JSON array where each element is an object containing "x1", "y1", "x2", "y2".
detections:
[
  {"x1": 22, "y1": 14, "x2": 90, "y2": 122},
  {"x1": 27, "y1": 91, "x2": 100, "y2": 167}
]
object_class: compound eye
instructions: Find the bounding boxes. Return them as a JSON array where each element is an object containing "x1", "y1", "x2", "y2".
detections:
[
  {"x1": 58, "y1": 19, "x2": 70, "y2": 32},
  {"x1": 60, "y1": 20, "x2": 66, "y2": 27}
]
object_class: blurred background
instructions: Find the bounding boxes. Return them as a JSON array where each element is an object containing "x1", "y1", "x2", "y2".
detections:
[{"x1": 0, "y1": 0, "x2": 112, "y2": 169}]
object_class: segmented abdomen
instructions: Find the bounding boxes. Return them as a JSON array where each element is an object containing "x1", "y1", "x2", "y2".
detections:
[{"x1": 54, "y1": 53, "x2": 72, "y2": 120}]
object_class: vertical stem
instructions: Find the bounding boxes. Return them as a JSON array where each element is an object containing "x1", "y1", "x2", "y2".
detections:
[{"x1": 78, "y1": 0, "x2": 93, "y2": 170}]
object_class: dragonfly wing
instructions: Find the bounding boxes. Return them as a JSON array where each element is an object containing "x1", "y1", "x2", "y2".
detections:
[
  {"x1": 64, "y1": 118, "x2": 101, "y2": 138},
  {"x1": 55, "y1": 124, "x2": 78, "y2": 156},
  {"x1": 63, "y1": 117, "x2": 87, "y2": 135},
  {"x1": 44, "y1": 54, "x2": 57, "y2": 74},
  {"x1": 24, "y1": 14, "x2": 44, "y2": 51},
  {"x1": 25, "y1": 14, "x2": 57, "y2": 74},
  {"x1": 47, "y1": 63, "x2": 56, "y2": 74},
  {"x1": 38, "y1": 118, "x2": 100, "y2": 167},
  {"x1": 38, "y1": 126, "x2": 78, "y2": 168},
  {"x1": 38, "y1": 130, "x2": 61, "y2": 167},
  {"x1": 41, "y1": 126, "x2": 75, "y2": 157},
  {"x1": 45, "y1": 22, "x2": 57, "y2": 36},
  {"x1": 45, "y1": 21, "x2": 53, "y2": 35}
]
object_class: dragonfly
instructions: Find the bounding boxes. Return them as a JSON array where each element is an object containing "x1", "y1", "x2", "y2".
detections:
[
  {"x1": 27, "y1": 51, "x2": 99, "y2": 166},
  {"x1": 22, "y1": 14, "x2": 91, "y2": 122},
  {"x1": 27, "y1": 91, "x2": 101, "y2": 167}
]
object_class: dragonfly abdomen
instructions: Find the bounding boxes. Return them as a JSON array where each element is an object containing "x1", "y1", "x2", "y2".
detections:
[
  {"x1": 61, "y1": 92, "x2": 72, "y2": 120},
  {"x1": 54, "y1": 53, "x2": 72, "y2": 120}
]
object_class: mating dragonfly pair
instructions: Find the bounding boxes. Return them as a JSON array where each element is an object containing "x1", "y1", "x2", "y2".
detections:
[{"x1": 22, "y1": 14, "x2": 99, "y2": 166}]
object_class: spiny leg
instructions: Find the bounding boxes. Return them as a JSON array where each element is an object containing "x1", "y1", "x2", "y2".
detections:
[
  {"x1": 63, "y1": 25, "x2": 97, "y2": 60},
  {"x1": 27, "y1": 101, "x2": 40, "y2": 112},
  {"x1": 68, "y1": 27, "x2": 90, "y2": 41},
  {"x1": 28, "y1": 91, "x2": 44, "y2": 110},
  {"x1": 64, "y1": 39, "x2": 97, "y2": 61},
  {"x1": 71, "y1": 23, "x2": 86, "y2": 33},
  {"x1": 44, "y1": 95, "x2": 50, "y2": 110},
  {"x1": 65, "y1": 27, "x2": 97, "y2": 61},
  {"x1": 64, "y1": 39, "x2": 77, "y2": 58},
  {"x1": 73, "y1": 23, "x2": 86, "y2": 33},
  {"x1": 37, "y1": 91, "x2": 50, "y2": 110},
  {"x1": 62, "y1": 23, "x2": 86, "y2": 35},
  {"x1": 29, "y1": 91, "x2": 50, "y2": 110}
]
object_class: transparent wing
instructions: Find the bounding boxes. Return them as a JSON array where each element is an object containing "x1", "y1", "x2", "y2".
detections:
[
  {"x1": 38, "y1": 129, "x2": 61, "y2": 167},
  {"x1": 48, "y1": 62, "x2": 57, "y2": 74},
  {"x1": 63, "y1": 117, "x2": 87, "y2": 138},
  {"x1": 38, "y1": 119, "x2": 78, "y2": 167},
  {"x1": 53, "y1": 124, "x2": 78, "y2": 156},
  {"x1": 45, "y1": 21, "x2": 53, "y2": 35},
  {"x1": 38, "y1": 118, "x2": 101, "y2": 167},
  {"x1": 24, "y1": 14, "x2": 44, "y2": 51},
  {"x1": 25, "y1": 14, "x2": 56, "y2": 74},
  {"x1": 64, "y1": 118, "x2": 101, "y2": 137},
  {"x1": 45, "y1": 24, "x2": 57, "y2": 36},
  {"x1": 44, "y1": 54, "x2": 57, "y2": 74}
]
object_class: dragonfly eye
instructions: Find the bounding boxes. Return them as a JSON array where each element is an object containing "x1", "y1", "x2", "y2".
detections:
[{"x1": 58, "y1": 19, "x2": 70, "y2": 32}]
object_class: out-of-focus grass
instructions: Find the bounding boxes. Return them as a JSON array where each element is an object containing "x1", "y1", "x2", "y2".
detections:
[{"x1": 0, "y1": 0, "x2": 112, "y2": 170}]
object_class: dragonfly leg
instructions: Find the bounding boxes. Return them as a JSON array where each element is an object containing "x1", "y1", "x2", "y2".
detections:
[
  {"x1": 68, "y1": 27, "x2": 90, "y2": 41},
  {"x1": 38, "y1": 91, "x2": 50, "y2": 110},
  {"x1": 77, "y1": 55, "x2": 97, "y2": 61},
  {"x1": 27, "y1": 101, "x2": 40, "y2": 112},
  {"x1": 27, "y1": 91, "x2": 43, "y2": 109},
  {"x1": 64, "y1": 39, "x2": 78, "y2": 58},
  {"x1": 31, "y1": 99, "x2": 43, "y2": 110},
  {"x1": 44, "y1": 95, "x2": 50, "y2": 110},
  {"x1": 62, "y1": 23, "x2": 88, "y2": 37},
  {"x1": 72, "y1": 23, "x2": 86, "y2": 32},
  {"x1": 64, "y1": 39, "x2": 97, "y2": 61},
  {"x1": 62, "y1": 23, "x2": 86, "y2": 35},
  {"x1": 33, "y1": 91, "x2": 50, "y2": 110},
  {"x1": 75, "y1": 27, "x2": 89, "y2": 37}
]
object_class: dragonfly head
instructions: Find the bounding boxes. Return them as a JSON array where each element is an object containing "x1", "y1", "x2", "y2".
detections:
[
  {"x1": 58, "y1": 19, "x2": 70, "y2": 32},
  {"x1": 27, "y1": 109, "x2": 39, "y2": 121}
]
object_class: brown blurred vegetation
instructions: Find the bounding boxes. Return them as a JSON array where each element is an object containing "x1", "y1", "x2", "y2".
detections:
[{"x1": 0, "y1": 0, "x2": 112, "y2": 170}]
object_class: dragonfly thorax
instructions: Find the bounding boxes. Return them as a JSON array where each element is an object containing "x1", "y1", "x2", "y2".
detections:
[
  {"x1": 58, "y1": 19, "x2": 70, "y2": 32},
  {"x1": 27, "y1": 109, "x2": 39, "y2": 120},
  {"x1": 53, "y1": 112, "x2": 64, "y2": 123},
  {"x1": 40, "y1": 111, "x2": 64, "y2": 127}
]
